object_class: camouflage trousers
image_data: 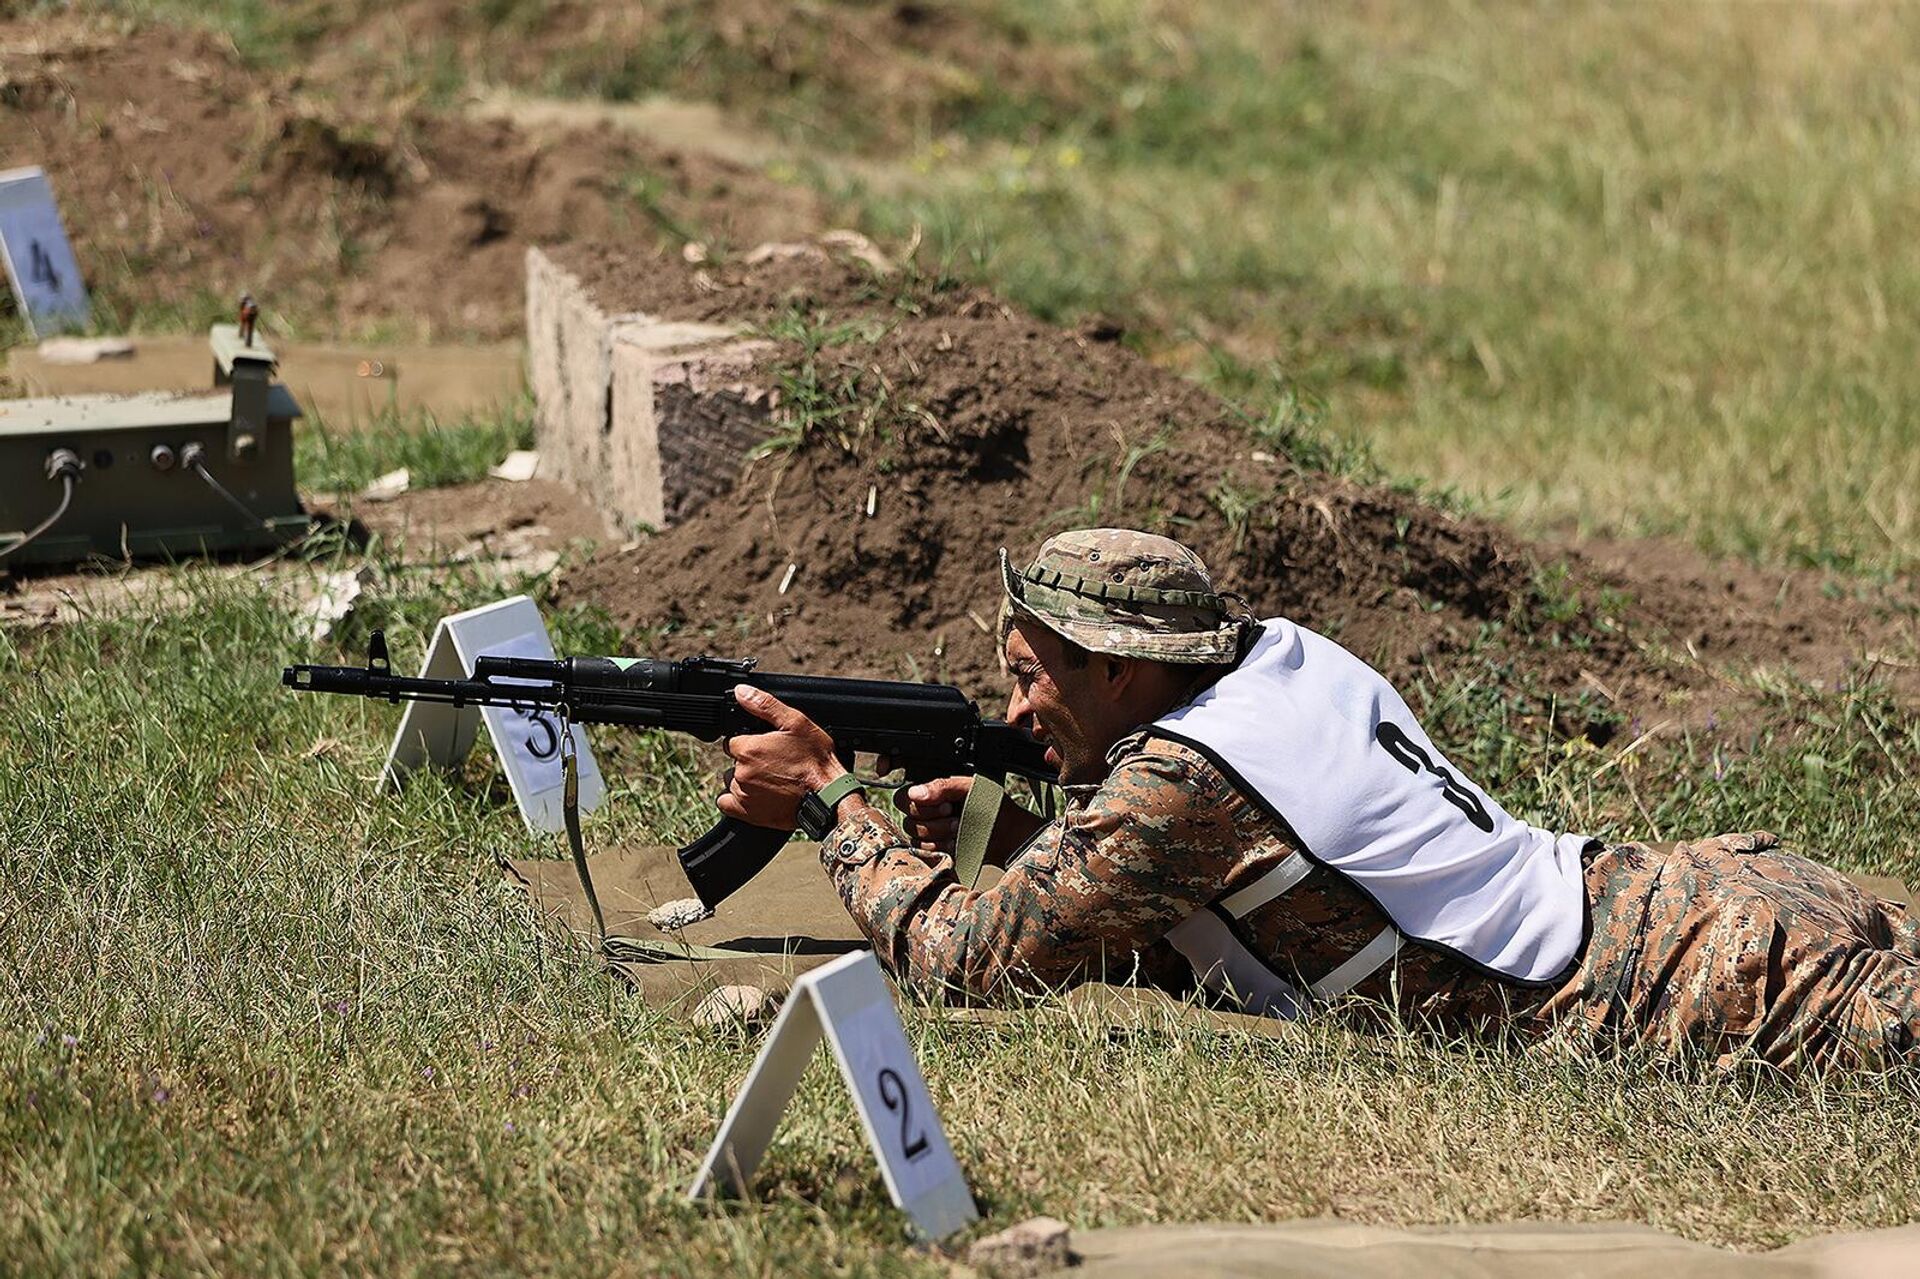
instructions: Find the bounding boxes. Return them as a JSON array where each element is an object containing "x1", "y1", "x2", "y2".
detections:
[{"x1": 1536, "y1": 832, "x2": 1920, "y2": 1071}]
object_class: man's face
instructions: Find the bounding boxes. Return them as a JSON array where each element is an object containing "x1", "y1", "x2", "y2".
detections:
[{"x1": 1003, "y1": 622, "x2": 1112, "y2": 785}]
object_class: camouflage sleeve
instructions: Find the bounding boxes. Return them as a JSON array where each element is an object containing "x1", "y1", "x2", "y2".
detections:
[{"x1": 819, "y1": 747, "x2": 1245, "y2": 1001}]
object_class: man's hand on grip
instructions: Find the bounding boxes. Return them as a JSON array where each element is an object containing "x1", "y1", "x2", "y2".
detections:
[
  {"x1": 893, "y1": 775, "x2": 974, "y2": 853},
  {"x1": 718, "y1": 685, "x2": 844, "y2": 830}
]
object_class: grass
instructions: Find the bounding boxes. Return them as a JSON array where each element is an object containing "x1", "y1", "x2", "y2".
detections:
[
  {"x1": 748, "y1": 311, "x2": 904, "y2": 460},
  {"x1": 11, "y1": 2, "x2": 1920, "y2": 1271},
  {"x1": 59, "y1": 1, "x2": 1920, "y2": 567},
  {"x1": 829, "y1": 2, "x2": 1920, "y2": 571},
  {"x1": 295, "y1": 400, "x2": 536, "y2": 494},
  {"x1": 6, "y1": 559, "x2": 1920, "y2": 1274}
]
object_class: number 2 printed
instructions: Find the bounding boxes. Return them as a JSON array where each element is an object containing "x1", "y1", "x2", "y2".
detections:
[
  {"x1": 1374, "y1": 722, "x2": 1495, "y2": 833},
  {"x1": 876, "y1": 1067, "x2": 930, "y2": 1161}
]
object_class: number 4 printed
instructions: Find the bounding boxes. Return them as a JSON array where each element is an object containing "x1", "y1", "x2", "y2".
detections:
[{"x1": 27, "y1": 240, "x2": 62, "y2": 294}]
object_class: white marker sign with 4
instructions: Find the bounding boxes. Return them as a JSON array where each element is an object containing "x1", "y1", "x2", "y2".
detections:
[{"x1": 0, "y1": 167, "x2": 91, "y2": 337}]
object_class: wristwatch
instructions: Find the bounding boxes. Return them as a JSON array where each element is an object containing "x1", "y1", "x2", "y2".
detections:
[{"x1": 796, "y1": 774, "x2": 867, "y2": 840}]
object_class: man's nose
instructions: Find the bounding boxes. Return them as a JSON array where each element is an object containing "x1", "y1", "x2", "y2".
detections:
[{"x1": 1006, "y1": 684, "x2": 1038, "y2": 733}]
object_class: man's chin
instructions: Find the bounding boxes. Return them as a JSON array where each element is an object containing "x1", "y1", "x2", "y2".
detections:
[{"x1": 1056, "y1": 756, "x2": 1105, "y2": 786}]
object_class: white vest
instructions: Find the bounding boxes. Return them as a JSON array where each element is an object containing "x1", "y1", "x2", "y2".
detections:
[{"x1": 1153, "y1": 618, "x2": 1590, "y2": 1007}]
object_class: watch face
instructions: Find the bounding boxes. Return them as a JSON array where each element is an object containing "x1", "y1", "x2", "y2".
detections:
[{"x1": 798, "y1": 792, "x2": 832, "y2": 840}]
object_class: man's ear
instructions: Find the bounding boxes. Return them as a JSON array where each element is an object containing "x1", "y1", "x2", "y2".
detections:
[{"x1": 1101, "y1": 655, "x2": 1138, "y2": 700}]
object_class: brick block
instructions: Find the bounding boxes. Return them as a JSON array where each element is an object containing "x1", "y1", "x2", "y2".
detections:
[{"x1": 525, "y1": 247, "x2": 772, "y2": 532}]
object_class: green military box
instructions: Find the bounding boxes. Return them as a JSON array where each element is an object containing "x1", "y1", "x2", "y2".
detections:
[{"x1": 0, "y1": 323, "x2": 311, "y2": 567}]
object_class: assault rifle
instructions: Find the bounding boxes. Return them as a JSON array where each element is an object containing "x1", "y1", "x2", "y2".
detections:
[{"x1": 282, "y1": 632, "x2": 1055, "y2": 909}]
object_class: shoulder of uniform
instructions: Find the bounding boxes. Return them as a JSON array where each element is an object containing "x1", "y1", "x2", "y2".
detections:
[
  {"x1": 1087, "y1": 732, "x2": 1236, "y2": 820},
  {"x1": 1104, "y1": 729, "x2": 1231, "y2": 783}
]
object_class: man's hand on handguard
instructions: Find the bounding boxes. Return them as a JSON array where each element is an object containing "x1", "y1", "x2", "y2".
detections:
[{"x1": 718, "y1": 685, "x2": 846, "y2": 829}]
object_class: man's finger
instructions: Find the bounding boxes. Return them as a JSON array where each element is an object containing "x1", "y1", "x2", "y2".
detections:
[
  {"x1": 717, "y1": 792, "x2": 747, "y2": 821},
  {"x1": 906, "y1": 776, "x2": 973, "y2": 806},
  {"x1": 733, "y1": 684, "x2": 814, "y2": 733}
]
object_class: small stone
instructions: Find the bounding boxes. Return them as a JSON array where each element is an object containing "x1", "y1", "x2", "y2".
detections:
[
  {"x1": 692, "y1": 985, "x2": 774, "y2": 1029},
  {"x1": 360, "y1": 467, "x2": 410, "y2": 502},
  {"x1": 37, "y1": 336, "x2": 136, "y2": 364},
  {"x1": 965, "y1": 1216, "x2": 1072, "y2": 1279},
  {"x1": 647, "y1": 897, "x2": 713, "y2": 930}
]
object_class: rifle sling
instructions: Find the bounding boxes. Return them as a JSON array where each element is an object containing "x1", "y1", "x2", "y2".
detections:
[
  {"x1": 562, "y1": 726, "x2": 781, "y2": 963},
  {"x1": 563, "y1": 738, "x2": 608, "y2": 945},
  {"x1": 952, "y1": 772, "x2": 1005, "y2": 889}
]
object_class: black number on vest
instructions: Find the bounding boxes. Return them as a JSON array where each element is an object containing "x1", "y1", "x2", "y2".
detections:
[
  {"x1": 1374, "y1": 722, "x2": 1495, "y2": 833},
  {"x1": 877, "y1": 1067, "x2": 930, "y2": 1161}
]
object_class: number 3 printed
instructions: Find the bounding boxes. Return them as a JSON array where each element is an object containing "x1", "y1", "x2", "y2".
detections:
[
  {"x1": 1374, "y1": 722, "x2": 1495, "y2": 833},
  {"x1": 519, "y1": 707, "x2": 560, "y2": 761}
]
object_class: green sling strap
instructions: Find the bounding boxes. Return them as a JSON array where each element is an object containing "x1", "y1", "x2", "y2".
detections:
[
  {"x1": 562, "y1": 732, "x2": 608, "y2": 943},
  {"x1": 952, "y1": 771, "x2": 1005, "y2": 889},
  {"x1": 562, "y1": 718, "x2": 766, "y2": 963}
]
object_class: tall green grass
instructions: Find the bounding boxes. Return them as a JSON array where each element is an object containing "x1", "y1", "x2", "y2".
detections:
[
  {"x1": 834, "y1": 2, "x2": 1920, "y2": 569},
  {"x1": 295, "y1": 400, "x2": 535, "y2": 494},
  {"x1": 4, "y1": 575, "x2": 1920, "y2": 1273}
]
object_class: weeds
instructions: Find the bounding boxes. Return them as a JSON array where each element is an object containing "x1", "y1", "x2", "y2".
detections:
[
  {"x1": 1209, "y1": 478, "x2": 1263, "y2": 551},
  {"x1": 297, "y1": 399, "x2": 534, "y2": 493},
  {"x1": 749, "y1": 310, "x2": 900, "y2": 459},
  {"x1": 3, "y1": 565, "x2": 1919, "y2": 1272}
]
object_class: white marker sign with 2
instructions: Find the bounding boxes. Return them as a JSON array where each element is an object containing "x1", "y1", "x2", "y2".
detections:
[{"x1": 689, "y1": 950, "x2": 978, "y2": 1240}]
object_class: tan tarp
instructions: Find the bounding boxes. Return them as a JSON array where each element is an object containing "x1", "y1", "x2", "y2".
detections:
[
  {"x1": 502, "y1": 841, "x2": 1303, "y2": 1033},
  {"x1": 501, "y1": 841, "x2": 867, "y2": 1007},
  {"x1": 503, "y1": 842, "x2": 1911, "y2": 1023},
  {"x1": 1052, "y1": 1219, "x2": 1920, "y2": 1279}
]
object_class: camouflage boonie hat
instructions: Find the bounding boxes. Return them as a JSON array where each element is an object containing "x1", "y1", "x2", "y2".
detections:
[{"x1": 999, "y1": 528, "x2": 1245, "y2": 663}]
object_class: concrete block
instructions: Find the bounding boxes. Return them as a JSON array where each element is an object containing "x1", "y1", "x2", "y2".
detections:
[{"x1": 525, "y1": 247, "x2": 772, "y2": 533}]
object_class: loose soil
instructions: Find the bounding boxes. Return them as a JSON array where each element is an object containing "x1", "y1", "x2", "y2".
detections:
[
  {"x1": 6, "y1": 14, "x2": 1914, "y2": 741},
  {"x1": 0, "y1": 478, "x2": 606, "y2": 624},
  {"x1": 0, "y1": 19, "x2": 822, "y2": 341},
  {"x1": 556, "y1": 248, "x2": 1920, "y2": 733},
  {"x1": 344, "y1": 477, "x2": 612, "y2": 560}
]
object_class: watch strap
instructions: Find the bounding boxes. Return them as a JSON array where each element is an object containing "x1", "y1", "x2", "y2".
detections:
[{"x1": 799, "y1": 773, "x2": 867, "y2": 839}]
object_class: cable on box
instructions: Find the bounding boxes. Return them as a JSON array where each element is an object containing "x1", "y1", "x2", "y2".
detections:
[
  {"x1": 180, "y1": 442, "x2": 270, "y2": 529},
  {"x1": 0, "y1": 449, "x2": 83, "y2": 564}
]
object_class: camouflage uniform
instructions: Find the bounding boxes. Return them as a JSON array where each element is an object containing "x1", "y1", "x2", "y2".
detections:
[
  {"x1": 820, "y1": 529, "x2": 1920, "y2": 1071},
  {"x1": 1539, "y1": 832, "x2": 1920, "y2": 1069}
]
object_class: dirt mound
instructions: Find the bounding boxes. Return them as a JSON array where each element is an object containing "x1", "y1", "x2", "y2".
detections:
[
  {"x1": 555, "y1": 249, "x2": 1919, "y2": 731},
  {"x1": 311, "y1": 0, "x2": 1088, "y2": 153},
  {"x1": 0, "y1": 19, "x2": 821, "y2": 339}
]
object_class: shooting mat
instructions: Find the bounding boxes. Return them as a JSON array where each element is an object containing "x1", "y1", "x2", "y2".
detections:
[
  {"x1": 501, "y1": 840, "x2": 1303, "y2": 1034},
  {"x1": 501, "y1": 841, "x2": 865, "y2": 1007},
  {"x1": 1044, "y1": 1219, "x2": 1920, "y2": 1278},
  {"x1": 503, "y1": 842, "x2": 1912, "y2": 1024}
]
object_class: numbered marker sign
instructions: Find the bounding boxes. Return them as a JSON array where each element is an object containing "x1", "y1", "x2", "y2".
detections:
[
  {"x1": 689, "y1": 950, "x2": 977, "y2": 1241},
  {"x1": 381, "y1": 595, "x2": 605, "y2": 833},
  {"x1": 0, "y1": 167, "x2": 90, "y2": 337}
]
